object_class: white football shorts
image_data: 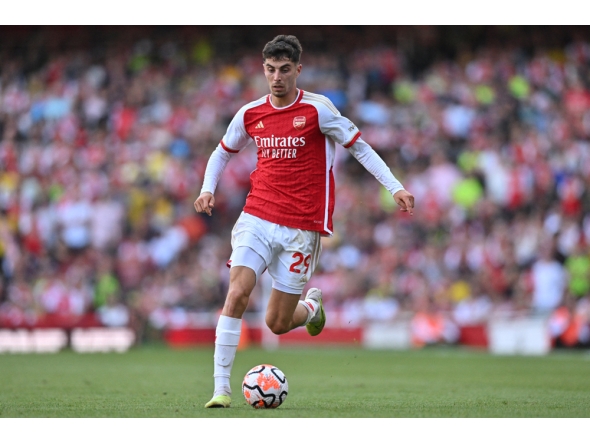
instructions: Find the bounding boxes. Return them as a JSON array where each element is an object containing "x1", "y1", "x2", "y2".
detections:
[{"x1": 229, "y1": 211, "x2": 322, "y2": 294}]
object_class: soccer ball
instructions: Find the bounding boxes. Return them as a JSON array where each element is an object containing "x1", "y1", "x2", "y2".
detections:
[{"x1": 242, "y1": 364, "x2": 289, "y2": 409}]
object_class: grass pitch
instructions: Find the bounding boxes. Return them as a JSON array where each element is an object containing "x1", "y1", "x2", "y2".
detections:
[{"x1": 1, "y1": 345, "x2": 589, "y2": 418}]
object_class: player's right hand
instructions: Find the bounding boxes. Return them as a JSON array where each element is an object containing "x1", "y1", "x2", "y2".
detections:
[
  {"x1": 393, "y1": 189, "x2": 415, "y2": 216},
  {"x1": 194, "y1": 192, "x2": 215, "y2": 216}
]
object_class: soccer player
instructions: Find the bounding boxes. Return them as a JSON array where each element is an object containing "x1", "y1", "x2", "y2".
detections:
[{"x1": 194, "y1": 35, "x2": 414, "y2": 408}]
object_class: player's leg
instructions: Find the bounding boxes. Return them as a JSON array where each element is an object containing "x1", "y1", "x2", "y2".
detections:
[
  {"x1": 264, "y1": 287, "x2": 324, "y2": 335},
  {"x1": 265, "y1": 226, "x2": 324, "y2": 335},
  {"x1": 206, "y1": 248, "x2": 267, "y2": 408},
  {"x1": 265, "y1": 288, "x2": 307, "y2": 334}
]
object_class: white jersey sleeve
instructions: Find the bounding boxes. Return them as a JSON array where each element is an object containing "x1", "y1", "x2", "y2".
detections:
[
  {"x1": 348, "y1": 138, "x2": 405, "y2": 196},
  {"x1": 305, "y1": 92, "x2": 361, "y2": 148},
  {"x1": 200, "y1": 145, "x2": 232, "y2": 195}
]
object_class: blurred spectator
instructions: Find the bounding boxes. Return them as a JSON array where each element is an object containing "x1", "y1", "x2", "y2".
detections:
[
  {"x1": 564, "y1": 243, "x2": 590, "y2": 299},
  {"x1": 93, "y1": 254, "x2": 121, "y2": 309},
  {"x1": 530, "y1": 244, "x2": 567, "y2": 314},
  {"x1": 97, "y1": 295, "x2": 130, "y2": 328}
]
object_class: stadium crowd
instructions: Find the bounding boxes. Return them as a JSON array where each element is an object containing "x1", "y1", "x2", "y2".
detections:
[{"x1": 0, "y1": 26, "x2": 589, "y2": 347}]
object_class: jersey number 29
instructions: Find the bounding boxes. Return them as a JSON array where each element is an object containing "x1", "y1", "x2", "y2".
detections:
[{"x1": 290, "y1": 252, "x2": 311, "y2": 274}]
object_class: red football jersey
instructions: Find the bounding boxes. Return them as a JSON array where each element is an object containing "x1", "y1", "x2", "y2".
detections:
[{"x1": 219, "y1": 90, "x2": 361, "y2": 236}]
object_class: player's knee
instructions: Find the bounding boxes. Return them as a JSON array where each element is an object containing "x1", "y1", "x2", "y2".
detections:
[
  {"x1": 265, "y1": 316, "x2": 290, "y2": 335},
  {"x1": 224, "y1": 288, "x2": 250, "y2": 317}
]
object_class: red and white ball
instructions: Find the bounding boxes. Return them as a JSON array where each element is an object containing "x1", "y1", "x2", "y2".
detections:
[{"x1": 242, "y1": 364, "x2": 289, "y2": 409}]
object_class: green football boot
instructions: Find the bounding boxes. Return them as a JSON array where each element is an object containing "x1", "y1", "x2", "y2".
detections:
[
  {"x1": 305, "y1": 288, "x2": 325, "y2": 337},
  {"x1": 204, "y1": 394, "x2": 231, "y2": 408}
]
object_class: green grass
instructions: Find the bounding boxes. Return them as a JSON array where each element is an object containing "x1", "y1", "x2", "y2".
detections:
[{"x1": 1, "y1": 345, "x2": 589, "y2": 418}]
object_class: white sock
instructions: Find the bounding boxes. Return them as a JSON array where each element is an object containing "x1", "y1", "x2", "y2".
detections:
[
  {"x1": 213, "y1": 315, "x2": 242, "y2": 395},
  {"x1": 298, "y1": 299, "x2": 319, "y2": 325}
]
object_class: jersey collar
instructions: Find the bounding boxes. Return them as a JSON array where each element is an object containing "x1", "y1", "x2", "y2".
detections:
[{"x1": 267, "y1": 89, "x2": 303, "y2": 110}]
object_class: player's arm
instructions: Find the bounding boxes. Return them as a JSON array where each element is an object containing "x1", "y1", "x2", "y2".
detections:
[
  {"x1": 194, "y1": 105, "x2": 253, "y2": 216},
  {"x1": 312, "y1": 94, "x2": 414, "y2": 214},
  {"x1": 348, "y1": 138, "x2": 414, "y2": 215},
  {"x1": 194, "y1": 145, "x2": 234, "y2": 216}
]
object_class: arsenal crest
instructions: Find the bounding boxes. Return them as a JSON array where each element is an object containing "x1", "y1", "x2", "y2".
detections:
[{"x1": 293, "y1": 116, "x2": 306, "y2": 130}]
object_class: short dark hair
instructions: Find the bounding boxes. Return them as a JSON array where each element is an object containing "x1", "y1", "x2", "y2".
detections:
[{"x1": 262, "y1": 35, "x2": 302, "y2": 64}]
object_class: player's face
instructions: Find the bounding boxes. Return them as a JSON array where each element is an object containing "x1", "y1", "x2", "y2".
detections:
[{"x1": 263, "y1": 58, "x2": 301, "y2": 99}]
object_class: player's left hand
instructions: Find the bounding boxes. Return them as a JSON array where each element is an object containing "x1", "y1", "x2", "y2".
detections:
[{"x1": 393, "y1": 190, "x2": 414, "y2": 216}]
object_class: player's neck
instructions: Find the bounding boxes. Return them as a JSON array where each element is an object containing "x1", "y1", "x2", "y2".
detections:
[{"x1": 270, "y1": 89, "x2": 299, "y2": 108}]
